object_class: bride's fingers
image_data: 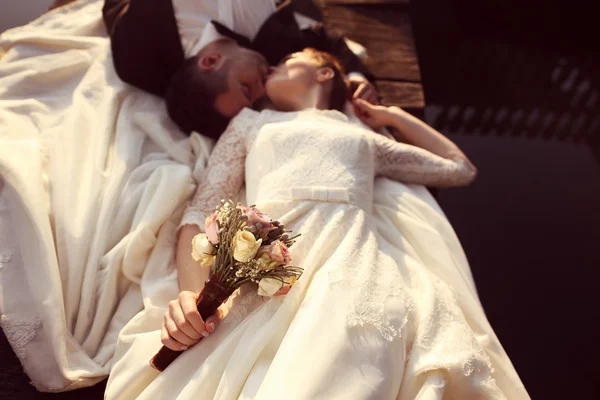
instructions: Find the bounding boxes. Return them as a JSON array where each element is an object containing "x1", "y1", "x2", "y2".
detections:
[
  {"x1": 354, "y1": 98, "x2": 372, "y2": 113},
  {"x1": 204, "y1": 316, "x2": 217, "y2": 334},
  {"x1": 164, "y1": 312, "x2": 197, "y2": 347},
  {"x1": 204, "y1": 307, "x2": 225, "y2": 334},
  {"x1": 161, "y1": 322, "x2": 188, "y2": 351},
  {"x1": 367, "y1": 90, "x2": 379, "y2": 105},
  {"x1": 352, "y1": 82, "x2": 370, "y2": 100},
  {"x1": 179, "y1": 292, "x2": 207, "y2": 337},
  {"x1": 169, "y1": 300, "x2": 202, "y2": 341},
  {"x1": 353, "y1": 101, "x2": 369, "y2": 119}
]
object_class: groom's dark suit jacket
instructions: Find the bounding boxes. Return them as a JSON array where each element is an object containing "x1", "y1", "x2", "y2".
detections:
[{"x1": 102, "y1": 0, "x2": 373, "y2": 97}]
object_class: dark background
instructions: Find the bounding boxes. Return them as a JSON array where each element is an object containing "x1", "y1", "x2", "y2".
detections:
[{"x1": 411, "y1": 0, "x2": 600, "y2": 399}]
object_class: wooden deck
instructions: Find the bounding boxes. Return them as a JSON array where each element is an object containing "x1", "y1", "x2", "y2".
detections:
[{"x1": 317, "y1": 0, "x2": 424, "y2": 113}]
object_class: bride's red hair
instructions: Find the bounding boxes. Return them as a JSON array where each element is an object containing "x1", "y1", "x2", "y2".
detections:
[{"x1": 301, "y1": 48, "x2": 349, "y2": 112}]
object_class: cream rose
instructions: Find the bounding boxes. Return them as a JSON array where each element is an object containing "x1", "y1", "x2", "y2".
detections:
[
  {"x1": 199, "y1": 254, "x2": 215, "y2": 269},
  {"x1": 258, "y1": 275, "x2": 298, "y2": 297},
  {"x1": 191, "y1": 233, "x2": 215, "y2": 261},
  {"x1": 233, "y1": 231, "x2": 262, "y2": 262},
  {"x1": 191, "y1": 233, "x2": 216, "y2": 268}
]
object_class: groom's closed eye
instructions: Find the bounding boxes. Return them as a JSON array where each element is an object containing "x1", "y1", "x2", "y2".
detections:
[{"x1": 240, "y1": 83, "x2": 252, "y2": 105}]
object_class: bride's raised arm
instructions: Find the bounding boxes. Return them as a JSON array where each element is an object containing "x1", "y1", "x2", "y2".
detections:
[
  {"x1": 353, "y1": 99, "x2": 477, "y2": 187},
  {"x1": 371, "y1": 133, "x2": 477, "y2": 188},
  {"x1": 176, "y1": 109, "x2": 257, "y2": 293}
]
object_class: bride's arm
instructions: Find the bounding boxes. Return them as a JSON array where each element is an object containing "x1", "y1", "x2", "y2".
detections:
[
  {"x1": 161, "y1": 110, "x2": 256, "y2": 350},
  {"x1": 371, "y1": 133, "x2": 477, "y2": 187},
  {"x1": 177, "y1": 112, "x2": 252, "y2": 292},
  {"x1": 353, "y1": 99, "x2": 477, "y2": 187}
]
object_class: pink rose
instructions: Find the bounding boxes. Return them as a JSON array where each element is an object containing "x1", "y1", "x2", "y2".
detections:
[
  {"x1": 204, "y1": 213, "x2": 220, "y2": 244},
  {"x1": 259, "y1": 241, "x2": 291, "y2": 265},
  {"x1": 238, "y1": 206, "x2": 275, "y2": 237}
]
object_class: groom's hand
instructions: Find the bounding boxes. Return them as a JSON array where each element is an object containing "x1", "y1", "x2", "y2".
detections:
[
  {"x1": 348, "y1": 74, "x2": 379, "y2": 105},
  {"x1": 161, "y1": 291, "x2": 223, "y2": 351}
]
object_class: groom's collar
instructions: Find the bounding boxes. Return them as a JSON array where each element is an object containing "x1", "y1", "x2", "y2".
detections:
[
  {"x1": 208, "y1": 0, "x2": 296, "y2": 51},
  {"x1": 210, "y1": 20, "x2": 253, "y2": 49},
  {"x1": 188, "y1": 0, "x2": 300, "y2": 62}
]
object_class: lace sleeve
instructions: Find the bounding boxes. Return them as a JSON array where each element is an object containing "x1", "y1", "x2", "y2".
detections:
[
  {"x1": 371, "y1": 133, "x2": 477, "y2": 187},
  {"x1": 179, "y1": 109, "x2": 259, "y2": 230}
]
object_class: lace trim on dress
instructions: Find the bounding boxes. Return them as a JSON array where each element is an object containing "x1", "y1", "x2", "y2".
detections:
[
  {"x1": 333, "y1": 222, "x2": 415, "y2": 342},
  {"x1": 346, "y1": 271, "x2": 413, "y2": 342},
  {"x1": 222, "y1": 285, "x2": 264, "y2": 326},
  {"x1": 371, "y1": 133, "x2": 476, "y2": 187},
  {"x1": 0, "y1": 251, "x2": 11, "y2": 270},
  {"x1": 179, "y1": 108, "x2": 261, "y2": 231},
  {"x1": 0, "y1": 315, "x2": 42, "y2": 360}
]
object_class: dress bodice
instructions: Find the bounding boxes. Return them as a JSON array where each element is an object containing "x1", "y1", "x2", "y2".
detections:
[
  {"x1": 245, "y1": 109, "x2": 375, "y2": 212},
  {"x1": 180, "y1": 107, "x2": 475, "y2": 230}
]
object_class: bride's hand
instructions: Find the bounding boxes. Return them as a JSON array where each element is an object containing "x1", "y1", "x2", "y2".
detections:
[
  {"x1": 161, "y1": 291, "x2": 224, "y2": 351},
  {"x1": 348, "y1": 75, "x2": 379, "y2": 105},
  {"x1": 352, "y1": 98, "x2": 402, "y2": 130}
]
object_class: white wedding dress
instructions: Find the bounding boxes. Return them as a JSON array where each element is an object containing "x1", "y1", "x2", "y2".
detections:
[{"x1": 105, "y1": 109, "x2": 527, "y2": 399}]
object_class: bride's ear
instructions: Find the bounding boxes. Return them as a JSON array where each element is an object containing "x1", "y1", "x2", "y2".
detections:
[{"x1": 316, "y1": 67, "x2": 335, "y2": 83}]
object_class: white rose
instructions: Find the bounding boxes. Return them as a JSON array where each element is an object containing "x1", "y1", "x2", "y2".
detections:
[
  {"x1": 233, "y1": 231, "x2": 262, "y2": 262},
  {"x1": 191, "y1": 233, "x2": 215, "y2": 262},
  {"x1": 258, "y1": 275, "x2": 298, "y2": 297},
  {"x1": 257, "y1": 277, "x2": 283, "y2": 297}
]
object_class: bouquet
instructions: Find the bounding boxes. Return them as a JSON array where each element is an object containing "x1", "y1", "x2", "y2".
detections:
[{"x1": 150, "y1": 200, "x2": 302, "y2": 371}]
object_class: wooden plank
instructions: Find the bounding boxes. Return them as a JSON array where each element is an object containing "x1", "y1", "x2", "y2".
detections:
[
  {"x1": 322, "y1": 5, "x2": 421, "y2": 82},
  {"x1": 376, "y1": 80, "x2": 424, "y2": 109}
]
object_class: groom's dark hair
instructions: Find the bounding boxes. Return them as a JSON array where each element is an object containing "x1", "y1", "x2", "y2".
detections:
[{"x1": 165, "y1": 55, "x2": 232, "y2": 139}]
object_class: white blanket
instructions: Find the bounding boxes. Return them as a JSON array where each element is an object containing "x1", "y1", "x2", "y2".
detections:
[
  {"x1": 0, "y1": 0, "x2": 213, "y2": 391},
  {"x1": 0, "y1": 1, "x2": 528, "y2": 398}
]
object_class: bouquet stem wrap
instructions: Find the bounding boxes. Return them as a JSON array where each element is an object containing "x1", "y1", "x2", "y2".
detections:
[{"x1": 149, "y1": 277, "x2": 234, "y2": 371}]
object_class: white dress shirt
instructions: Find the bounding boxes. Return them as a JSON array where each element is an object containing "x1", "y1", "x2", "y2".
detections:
[{"x1": 173, "y1": 0, "x2": 277, "y2": 58}]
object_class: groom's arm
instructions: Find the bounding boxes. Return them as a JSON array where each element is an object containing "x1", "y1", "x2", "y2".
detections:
[
  {"x1": 102, "y1": 0, "x2": 185, "y2": 97},
  {"x1": 252, "y1": 1, "x2": 374, "y2": 83}
]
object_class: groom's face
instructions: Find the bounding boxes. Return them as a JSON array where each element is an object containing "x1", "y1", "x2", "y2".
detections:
[{"x1": 212, "y1": 47, "x2": 271, "y2": 117}]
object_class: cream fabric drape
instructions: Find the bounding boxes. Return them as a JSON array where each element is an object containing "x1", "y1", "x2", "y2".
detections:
[{"x1": 0, "y1": 0, "x2": 212, "y2": 391}]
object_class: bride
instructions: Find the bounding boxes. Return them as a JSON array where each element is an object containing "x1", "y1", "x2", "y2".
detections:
[{"x1": 106, "y1": 49, "x2": 521, "y2": 399}]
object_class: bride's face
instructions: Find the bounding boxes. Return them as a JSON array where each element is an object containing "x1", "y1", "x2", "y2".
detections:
[{"x1": 265, "y1": 51, "x2": 323, "y2": 108}]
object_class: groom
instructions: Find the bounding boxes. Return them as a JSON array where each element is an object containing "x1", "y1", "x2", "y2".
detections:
[{"x1": 102, "y1": 0, "x2": 379, "y2": 138}]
